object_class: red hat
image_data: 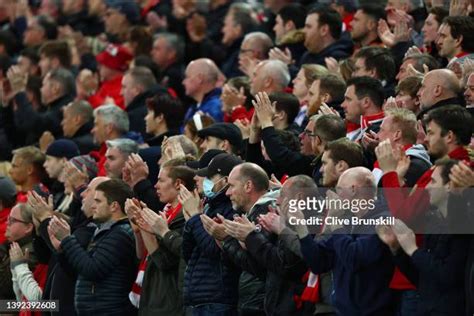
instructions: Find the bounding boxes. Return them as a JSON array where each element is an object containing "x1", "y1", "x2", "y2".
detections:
[{"x1": 96, "y1": 44, "x2": 133, "y2": 72}]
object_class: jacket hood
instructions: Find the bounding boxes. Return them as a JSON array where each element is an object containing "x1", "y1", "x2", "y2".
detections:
[
  {"x1": 278, "y1": 29, "x2": 305, "y2": 46},
  {"x1": 406, "y1": 144, "x2": 432, "y2": 166}
]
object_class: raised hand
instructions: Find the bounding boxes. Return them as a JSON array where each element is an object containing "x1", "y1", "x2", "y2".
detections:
[
  {"x1": 27, "y1": 191, "x2": 53, "y2": 222},
  {"x1": 269, "y1": 47, "x2": 293, "y2": 65},
  {"x1": 223, "y1": 215, "x2": 256, "y2": 242},
  {"x1": 48, "y1": 216, "x2": 71, "y2": 241},
  {"x1": 201, "y1": 214, "x2": 228, "y2": 241},
  {"x1": 375, "y1": 140, "x2": 398, "y2": 174},
  {"x1": 178, "y1": 184, "x2": 202, "y2": 221},
  {"x1": 141, "y1": 208, "x2": 170, "y2": 237},
  {"x1": 252, "y1": 91, "x2": 275, "y2": 128},
  {"x1": 258, "y1": 212, "x2": 283, "y2": 235},
  {"x1": 64, "y1": 162, "x2": 89, "y2": 191},
  {"x1": 392, "y1": 219, "x2": 417, "y2": 256}
]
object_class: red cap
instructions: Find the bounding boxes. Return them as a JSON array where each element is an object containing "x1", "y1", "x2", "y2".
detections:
[{"x1": 96, "y1": 44, "x2": 133, "y2": 72}]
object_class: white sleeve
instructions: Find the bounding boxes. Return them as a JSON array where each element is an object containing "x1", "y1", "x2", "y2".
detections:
[
  {"x1": 10, "y1": 267, "x2": 22, "y2": 300},
  {"x1": 12, "y1": 263, "x2": 43, "y2": 301}
]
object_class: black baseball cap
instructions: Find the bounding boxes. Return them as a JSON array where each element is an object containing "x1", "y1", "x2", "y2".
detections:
[
  {"x1": 187, "y1": 149, "x2": 226, "y2": 170},
  {"x1": 197, "y1": 123, "x2": 243, "y2": 149},
  {"x1": 195, "y1": 153, "x2": 243, "y2": 178}
]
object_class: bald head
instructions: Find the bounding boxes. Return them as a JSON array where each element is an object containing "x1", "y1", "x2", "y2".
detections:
[
  {"x1": 188, "y1": 58, "x2": 220, "y2": 83},
  {"x1": 418, "y1": 69, "x2": 461, "y2": 109},
  {"x1": 184, "y1": 58, "x2": 222, "y2": 101},
  {"x1": 251, "y1": 59, "x2": 291, "y2": 94},
  {"x1": 338, "y1": 167, "x2": 376, "y2": 198}
]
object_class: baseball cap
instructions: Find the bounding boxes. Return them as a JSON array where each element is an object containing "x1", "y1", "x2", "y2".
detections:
[
  {"x1": 197, "y1": 123, "x2": 243, "y2": 149},
  {"x1": 96, "y1": 44, "x2": 133, "y2": 72},
  {"x1": 0, "y1": 176, "x2": 16, "y2": 204},
  {"x1": 196, "y1": 153, "x2": 243, "y2": 178},
  {"x1": 187, "y1": 149, "x2": 226, "y2": 170},
  {"x1": 46, "y1": 139, "x2": 80, "y2": 160}
]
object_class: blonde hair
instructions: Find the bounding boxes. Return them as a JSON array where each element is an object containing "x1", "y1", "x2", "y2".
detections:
[{"x1": 386, "y1": 108, "x2": 418, "y2": 144}]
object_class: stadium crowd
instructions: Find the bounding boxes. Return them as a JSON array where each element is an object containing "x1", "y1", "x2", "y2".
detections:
[{"x1": 0, "y1": 0, "x2": 473, "y2": 315}]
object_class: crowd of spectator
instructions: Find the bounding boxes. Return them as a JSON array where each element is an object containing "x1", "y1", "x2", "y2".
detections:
[{"x1": 0, "y1": 0, "x2": 473, "y2": 315}]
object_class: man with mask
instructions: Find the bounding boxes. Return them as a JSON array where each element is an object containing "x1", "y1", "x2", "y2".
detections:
[{"x1": 182, "y1": 153, "x2": 242, "y2": 315}]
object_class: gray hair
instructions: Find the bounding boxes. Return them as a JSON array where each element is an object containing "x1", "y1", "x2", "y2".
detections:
[
  {"x1": 106, "y1": 138, "x2": 139, "y2": 156},
  {"x1": 126, "y1": 66, "x2": 157, "y2": 91},
  {"x1": 48, "y1": 68, "x2": 75, "y2": 96},
  {"x1": 155, "y1": 32, "x2": 185, "y2": 62},
  {"x1": 93, "y1": 105, "x2": 129, "y2": 133},
  {"x1": 67, "y1": 100, "x2": 93, "y2": 122},
  {"x1": 167, "y1": 135, "x2": 198, "y2": 159},
  {"x1": 243, "y1": 32, "x2": 273, "y2": 58},
  {"x1": 262, "y1": 60, "x2": 291, "y2": 89}
]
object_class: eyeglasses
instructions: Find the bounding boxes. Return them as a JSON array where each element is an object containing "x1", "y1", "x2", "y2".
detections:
[
  {"x1": 239, "y1": 49, "x2": 255, "y2": 55},
  {"x1": 7, "y1": 216, "x2": 30, "y2": 225},
  {"x1": 302, "y1": 130, "x2": 316, "y2": 138}
]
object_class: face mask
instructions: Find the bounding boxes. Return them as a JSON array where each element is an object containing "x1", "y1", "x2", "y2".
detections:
[
  {"x1": 203, "y1": 177, "x2": 216, "y2": 198},
  {"x1": 203, "y1": 176, "x2": 226, "y2": 198}
]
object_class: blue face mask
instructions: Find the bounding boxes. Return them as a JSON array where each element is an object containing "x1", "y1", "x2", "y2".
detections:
[{"x1": 203, "y1": 177, "x2": 216, "y2": 198}]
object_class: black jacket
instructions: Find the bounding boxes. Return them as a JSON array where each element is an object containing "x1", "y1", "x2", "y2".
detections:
[
  {"x1": 60, "y1": 218, "x2": 138, "y2": 316},
  {"x1": 245, "y1": 230, "x2": 310, "y2": 316},
  {"x1": 139, "y1": 212, "x2": 185, "y2": 316},
  {"x1": 127, "y1": 85, "x2": 167, "y2": 137},
  {"x1": 14, "y1": 92, "x2": 74, "y2": 145},
  {"x1": 394, "y1": 209, "x2": 469, "y2": 316},
  {"x1": 57, "y1": 10, "x2": 104, "y2": 36},
  {"x1": 68, "y1": 121, "x2": 98, "y2": 155},
  {"x1": 296, "y1": 35, "x2": 353, "y2": 68},
  {"x1": 260, "y1": 126, "x2": 315, "y2": 178},
  {"x1": 182, "y1": 191, "x2": 240, "y2": 307},
  {"x1": 416, "y1": 97, "x2": 464, "y2": 120}
]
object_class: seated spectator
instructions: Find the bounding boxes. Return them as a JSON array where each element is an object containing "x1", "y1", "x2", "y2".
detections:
[
  {"x1": 250, "y1": 60, "x2": 291, "y2": 95},
  {"x1": 197, "y1": 123, "x2": 243, "y2": 155},
  {"x1": 121, "y1": 66, "x2": 166, "y2": 136},
  {"x1": 238, "y1": 32, "x2": 273, "y2": 77},
  {"x1": 307, "y1": 73, "x2": 346, "y2": 118},
  {"x1": 61, "y1": 100, "x2": 98, "y2": 154},
  {"x1": 38, "y1": 40, "x2": 73, "y2": 76},
  {"x1": 320, "y1": 138, "x2": 365, "y2": 187},
  {"x1": 350, "y1": 4, "x2": 385, "y2": 50},
  {"x1": 353, "y1": 47, "x2": 397, "y2": 97},
  {"x1": 292, "y1": 64, "x2": 329, "y2": 126},
  {"x1": 44, "y1": 139, "x2": 80, "y2": 209},
  {"x1": 393, "y1": 76, "x2": 423, "y2": 115},
  {"x1": 17, "y1": 48, "x2": 41, "y2": 77},
  {"x1": 8, "y1": 67, "x2": 75, "y2": 145},
  {"x1": 89, "y1": 44, "x2": 133, "y2": 109},
  {"x1": 464, "y1": 72, "x2": 474, "y2": 112},
  {"x1": 9, "y1": 146, "x2": 47, "y2": 202},
  {"x1": 103, "y1": 0, "x2": 140, "y2": 43},
  {"x1": 48, "y1": 179, "x2": 137, "y2": 315},
  {"x1": 183, "y1": 114, "x2": 215, "y2": 153},
  {"x1": 23, "y1": 16, "x2": 58, "y2": 51},
  {"x1": 271, "y1": 3, "x2": 307, "y2": 65},
  {"x1": 374, "y1": 108, "x2": 431, "y2": 186},
  {"x1": 127, "y1": 161, "x2": 195, "y2": 315},
  {"x1": 378, "y1": 159, "x2": 469, "y2": 316},
  {"x1": 59, "y1": 0, "x2": 104, "y2": 36},
  {"x1": 151, "y1": 32, "x2": 186, "y2": 101},
  {"x1": 417, "y1": 69, "x2": 463, "y2": 119},
  {"x1": 342, "y1": 76, "x2": 386, "y2": 141},
  {"x1": 105, "y1": 138, "x2": 139, "y2": 179},
  {"x1": 183, "y1": 58, "x2": 224, "y2": 123},
  {"x1": 221, "y1": 76, "x2": 254, "y2": 123},
  {"x1": 396, "y1": 54, "x2": 440, "y2": 82},
  {"x1": 436, "y1": 16, "x2": 474, "y2": 64},
  {"x1": 299, "y1": 7, "x2": 353, "y2": 67},
  {"x1": 421, "y1": 7, "x2": 448, "y2": 59},
  {"x1": 183, "y1": 153, "x2": 242, "y2": 315},
  {"x1": 0, "y1": 203, "x2": 39, "y2": 300}
]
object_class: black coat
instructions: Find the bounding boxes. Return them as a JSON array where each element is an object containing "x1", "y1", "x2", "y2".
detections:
[
  {"x1": 68, "y1": 121, "x2": 98, "y2": 155},
  {"x1": 14, "y1": 92, "x2": 74, "y2": 145},
  {"x1": 245, "y1": 230, "x2": 310, "y2": 316},
  {"x1": 182, "y1": 191, "x2": 240, "y2": 307},
  {"x1": 60, "y1": 218, "x2": 138, "y2": 316}
]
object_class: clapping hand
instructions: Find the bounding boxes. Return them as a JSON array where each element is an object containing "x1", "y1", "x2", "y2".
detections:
[
  {"x1": 201, "y1": 214, "x2": 228, "y2": 241},
  {"x1": 253, "y1": 92, "x2": 275, "y2": 128},
  {"x1": 27, "y1": 191, "x2": 53, "y2": 222},
  {"x1": 269, "y1": 47, "x2": 293, "y2": 65},
  {"x1": 48, "y1": 216, "x2": 71, "y2": 241},
  {"x1": 178, "y1": 184, "x2": 202, "y2": 221},
  {"x1": 9, "y1": 242, "x2": 29, "y2": 265},
  {"x1": 223, "y1": 215, "x2": 256, "y2": 242},
  {"x1": 141, "y1": 208, "x2": 170, "y2": 237},
  {"x1": 392, "y1": 219, "x2": 417, "y2": 256}
]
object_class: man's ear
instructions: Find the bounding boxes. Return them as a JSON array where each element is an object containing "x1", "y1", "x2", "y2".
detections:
[
  {"x1": 444, "y1": 130, "x2": 456, "y2": 145},
  {"x1": 454, "y1": 35, "x2": 463, "y2": 49},
  {"x1": 26, "y1": 164, "x2": 34, "y2": 176},
  {"x1": 321, "y1": 92, "x2": 331, "y2": 103},
  {"x1": 336, "y1": 160, "x2": 349, "y2": 175},
  {"x1": 285, "y1": 20, "x2": 296, "y2": 32},
  {"x1": 393, "y1": 129, "x2": 402, "y2": 143},
  {"x1": 51, "y1": 57, "x2": 60, "y2": 69},
  {"x1": 319, "y1": 24, "x2": 329, "y2": 37},
  {"x1": 175, "y1": 178, "x2": 183, "y2": 190}
]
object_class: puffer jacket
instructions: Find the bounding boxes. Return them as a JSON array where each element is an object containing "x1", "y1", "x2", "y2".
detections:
[
  {"x1": 60, "y1": 218, "x2": 138, "y2": 316},
  {"x1": 182, "y1": 191, "x2": 240, "y2": 307}
]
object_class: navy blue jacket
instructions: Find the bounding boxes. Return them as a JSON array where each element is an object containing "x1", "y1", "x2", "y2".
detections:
[
  {"x1": 299, "y1": 205, "x2": 395, "y2": 316},
  {"x1": 184, "y1": 88, "x2": 223, "y2": 123},
  {"x1": 60, "y1": 218, "x2": 138, "y2": 316},
  {"x1": 182, "y1": 191, "x2": 240, "y2": 307}
]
